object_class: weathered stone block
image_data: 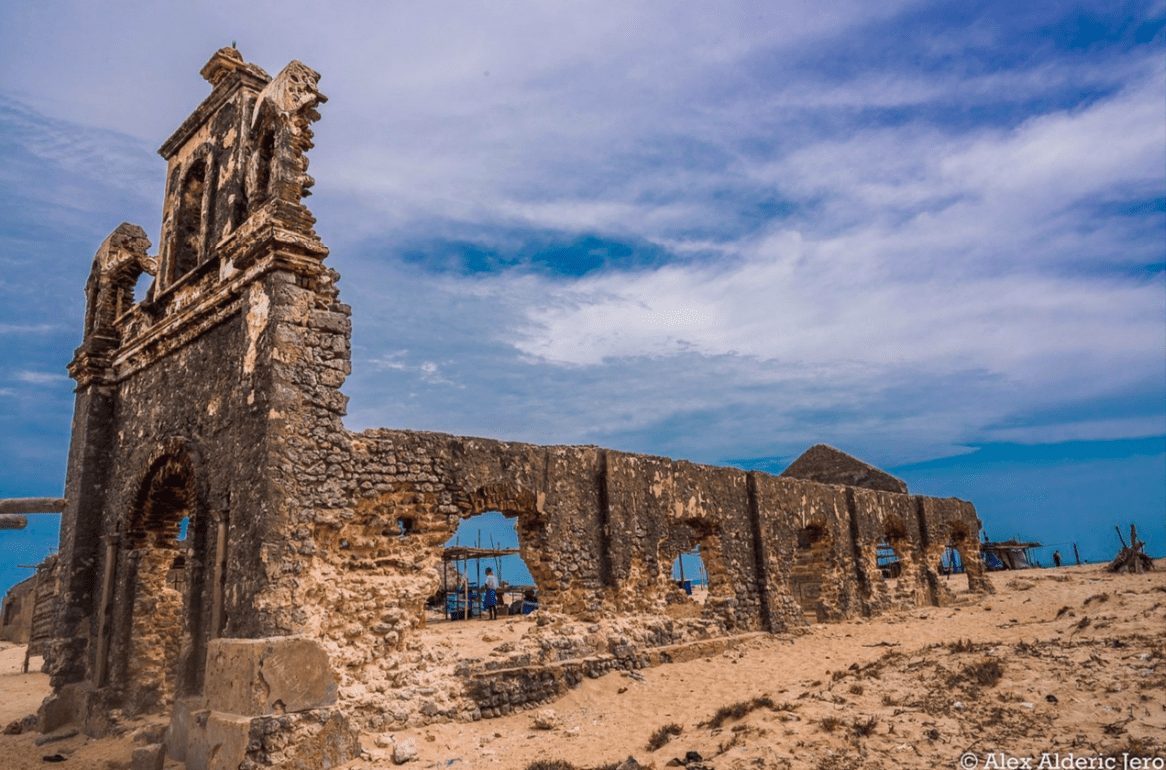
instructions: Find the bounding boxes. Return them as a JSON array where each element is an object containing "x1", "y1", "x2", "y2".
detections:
[
  {"x1": 203, "y1": 636, "x2": 336, "y2": 717},
  {"x1": 131, "y1": 743, "x2": 165, "y2": 770},
  {"x1": 183, "y1": 711, "x2": 251, "y2": 770},
  {"x1": 165, "y1": 696, "x2": 208, "y2": 762},
  {"x1": 37, "y1": 681, "x2": 89, "y2": 733}
]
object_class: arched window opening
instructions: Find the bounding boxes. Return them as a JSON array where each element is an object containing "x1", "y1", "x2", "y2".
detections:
[
  {"x1": 251, "y1": 126, "x2": 275, "y2": 212},
  {"x1": 791, "y1": 523, "x2": 832, "y2": 622},
  {"x1": 876, "y1": 541, "x2": 901, "y2": 580},
  {"x1": 84, "y1": 282, "x2": 99, "y2": 336},
  {"x1": 433, "y1": 511, "x2": 537, "y2": 624},
  {"x1": 170, "y1": 159, "x2": 208, "y2": 284},
  {"x1": 132, "y1": 271, "x2": 153, "y2": 305},
  {"x1": 670, "y1": 547, "x2": 707, "y2": 605},
  {"x1": 942, "y1": 544, "x2": 974, "y2": 594}
]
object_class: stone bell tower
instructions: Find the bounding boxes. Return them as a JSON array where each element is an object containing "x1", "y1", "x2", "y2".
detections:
[{"x1": 43, "y1": 48, "x2": 358, "y2": 766}]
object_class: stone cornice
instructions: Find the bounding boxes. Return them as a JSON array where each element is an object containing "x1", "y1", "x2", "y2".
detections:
[{"x1": 109, "y1": 247, "x2": 325, "y2": 383}]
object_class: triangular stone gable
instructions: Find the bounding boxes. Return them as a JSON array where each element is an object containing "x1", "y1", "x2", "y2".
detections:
[{"x1": 780, "y1": 444, "x2": 908, "y2": 494}]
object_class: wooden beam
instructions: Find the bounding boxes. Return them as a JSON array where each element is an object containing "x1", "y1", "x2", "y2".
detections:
[{"x1": 0, "y1": 498, "x2": 65, "y2": 515}]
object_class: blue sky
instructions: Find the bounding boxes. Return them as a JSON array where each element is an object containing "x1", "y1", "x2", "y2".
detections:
[{"x1": 1, "y1": 1, "x2": 1163, "y2": 597}]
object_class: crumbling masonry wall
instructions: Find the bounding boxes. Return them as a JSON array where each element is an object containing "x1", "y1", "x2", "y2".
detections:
[{"x1": 43, "y1": 48, "x2": 990, "y2": 766}]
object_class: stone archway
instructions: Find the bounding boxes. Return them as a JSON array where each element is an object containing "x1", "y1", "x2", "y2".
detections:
[
  {"x1": 658, "y1": 520, "x2": 730, "y2": 620},
  {"x1": 122, "y1": 449, "x2": 208, "y2": 714},
  {"x1": 868, "y1": 516, "x2": 928, "y2": 610}
]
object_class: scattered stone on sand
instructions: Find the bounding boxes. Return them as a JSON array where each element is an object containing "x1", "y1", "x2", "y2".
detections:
[
  {"x1": 532, "y1": 708, "x2": 561, "y2": 730},
  {"x1": 393, "y1": 738, "x2": 418, "y2": 764}
]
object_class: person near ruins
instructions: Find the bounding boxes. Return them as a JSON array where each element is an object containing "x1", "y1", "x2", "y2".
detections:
[
  {"x1": 1053, "y1": 550, "x2": 1062, "y2": 568},
  {"x1": 483, "y1": 567, "x2": 499, "y2": 620}
]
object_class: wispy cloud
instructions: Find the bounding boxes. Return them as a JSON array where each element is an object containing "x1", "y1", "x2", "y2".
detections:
[
  {"x1": 0, "y1": 1, "x2": 1162, "y2": 486},
  {"x1": 13, "y1": 370, "x2": 69, "y2": 385},
  {"x1": 0, "y1": 323, "x2": 59, "y2": 335}
]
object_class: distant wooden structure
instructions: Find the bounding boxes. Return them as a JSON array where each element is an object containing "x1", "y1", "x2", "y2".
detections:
[
  {"x1": 441, "y1": 545, "x2": 523, "y2": 620},
  {"x1": 1108, "y1": 524, "x2": 1154, "y2": 574},
  {"x1": 981, "y1": 540, "x2": 1042, "y2": 570}
]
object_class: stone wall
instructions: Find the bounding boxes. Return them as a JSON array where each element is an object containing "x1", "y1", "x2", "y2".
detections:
[{"x1": 1, "y1": 576, "x2": 36, "y2": 644}]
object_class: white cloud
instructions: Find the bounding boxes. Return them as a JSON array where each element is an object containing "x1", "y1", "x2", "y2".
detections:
[
  {"x1": 0, "y1": 1, "x2": 1162, "y2": 471},
  {"x1": 13, "y1": 371, "x2": 69, "y2": 385},
  {"x1": 0, "y1": 323, "x2": 58, "y2": 335},
  {"x1": 507, "y1": 76, "x2": 1165, "y2": 401}
]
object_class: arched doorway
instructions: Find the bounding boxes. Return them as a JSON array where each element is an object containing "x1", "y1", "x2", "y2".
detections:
[
  {"x1": 123, "y1": 453, "x2": 207, "y2": 714},
  {"x1": 439, "y1": 510, "x2": 538, "y2": 622},
  {"x1": 790, "y1": 522, "x2": 832, "y2": 622},
  {"x1": 670, "y1": 546, "x2": 707, "y2": 606}
]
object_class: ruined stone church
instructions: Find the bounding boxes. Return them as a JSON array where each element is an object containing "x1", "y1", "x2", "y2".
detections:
[{"x1": 41, "y1": 49, "x2": 990, "y2": 768}]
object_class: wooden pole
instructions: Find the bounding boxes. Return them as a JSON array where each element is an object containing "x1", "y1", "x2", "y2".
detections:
[
  {"x1": 0, "y1": 498, "x2": 65, "y2": 515},
  {"x1": 1131, "y1": 525, "x2": 1143, "y2": 574},
  {"x1": 1072, "y1": 543, "x2": 1081, "y2": 566},
  {"x1": 490, "y1": 534, "x2": 502, "y2": 584},
  {"x1": 464, "y1": 556, "x2": 470, "y2": 620}
]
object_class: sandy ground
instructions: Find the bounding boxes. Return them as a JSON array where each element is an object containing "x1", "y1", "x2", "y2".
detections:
[
  {"x1": 0, "y1": 643, "x2": 150, "y2": 770},
  {"x1": 2, "y1": 564, "x2": 1163, "y2": 769}
]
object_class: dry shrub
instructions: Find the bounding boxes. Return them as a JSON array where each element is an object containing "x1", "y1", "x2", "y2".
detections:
[
  {"x1": 645, "y1": 722, "x2": 682, "y2": 751},
  {"x1": 960, "y1": 659, "x2": 1004, "y2": 687},
  {"x1": 527, "y1": 762, "x2": 627, "y2": 770},
  {"x1": 1103, "y1": 736, "x2": 1166, "y2": 760},
  {"x1": 848, "y1": 684, "x2": 864, "y2": 695},
  {"x1": 701, "y1": 695, "x2": 777, "y2": 728},
  {"x1": 1014, "y1": 640, "x2": 1039, "y2": 655},
  {"x1": 819, "y1": 716, "x2": 843, "y2": 733},
  {"x1": 851, "y1": 716, "x2": 879, "y2": 738},
  {"x1": 1084, "y1": 592, "x2": 1110, "y2": 606},
  {"x1": 948, "y1": 638, "x2": 977, "y2": 653}
]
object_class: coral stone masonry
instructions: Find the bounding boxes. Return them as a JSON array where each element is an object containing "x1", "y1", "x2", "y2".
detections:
[{"x1": 40, "y1": 49, "x2": 990, "y2": 769}]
